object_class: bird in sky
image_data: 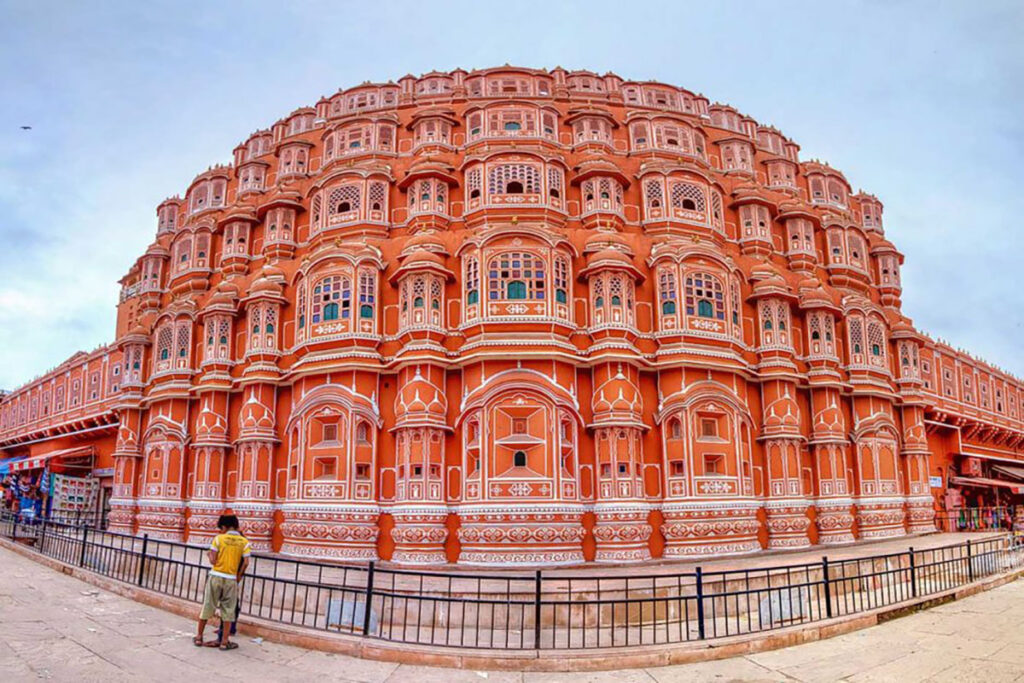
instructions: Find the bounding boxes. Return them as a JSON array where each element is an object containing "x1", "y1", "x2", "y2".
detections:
[{"x1": 20, "y1": 126, "x2": 32, "y2": 130}]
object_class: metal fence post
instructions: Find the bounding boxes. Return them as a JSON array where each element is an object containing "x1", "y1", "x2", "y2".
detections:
[
  {"x1": 908, "y1": 547, "x2": 918, "y2": 598},
  {"x1": 39, "y1": 517, "x2": 47, "y2": 554},
  {"x1": 533, "y1": 569, "x2": 543, "y2": 650},
  {"x1": 362, "y1": 561, "x2": 375, "y2": 636},
  {"x1": 137, "y1": 534, "x2": 149, "y2": 586},
  {"x1": 695, "y1": 566, "x2": 706, "y2": 640},
  {"x1": 79, "y1": 525, "x2": 89, "y2": 567},
  {"x1": 966, "y1": 539, "x2": 974, "y2": 581},
  {"x1": 822, "y1": 556, "x2": 833, "y2": 618}
]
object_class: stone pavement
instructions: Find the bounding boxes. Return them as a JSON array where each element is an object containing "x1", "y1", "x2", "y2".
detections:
[{"x1": 2, "y1": 545, "x2": 1024, "y2": 682}]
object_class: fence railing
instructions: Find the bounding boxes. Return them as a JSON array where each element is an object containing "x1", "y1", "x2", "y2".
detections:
[{"x1": 2, "y1": 511, "x2": 1021, "y2": 651}]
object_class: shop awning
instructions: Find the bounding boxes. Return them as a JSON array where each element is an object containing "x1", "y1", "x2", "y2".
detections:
[
  {"x1": 6, "y1": 446, "x2": 94, "y2": 473},
  {"x1": 991, "y1": 464, "x2": 1024, "y2": 482},
  {"x1": 951, "y1": 476, "x2": 1024, "y2": 494},
  {"x1": 0, "y1": 457, "x2": 27, "y2": 475}
]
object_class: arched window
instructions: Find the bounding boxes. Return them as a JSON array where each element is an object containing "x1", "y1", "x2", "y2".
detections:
[
  {"x1": 311, "y1": 276, "x2": 351, "y2": 324},
  {"x1": 670, "y1": 182, "x2": 707, "y2": 218},
  {"x1": 554, "y1": 256, "x2": 569, "y2": 305},
  {"x1": 358, "y1": 271, "x2": 375, "y2": 320},
  {"x1": 740, "y1": 205, "x2": 770, "y2": 240},
  {"x1": 547, "y1": 167, "x2": 563, "y2": 200},
  {"x1": 867, "y1": 319, "x2": 887, "y2": 367},
  {"x1": 659, "y1": 268, "x2": 678, "y2": 315},
  {"x1": 848, "y1": 233, "x2": 867, "y2": 270},
  {"x1": 466, "y1": 256, "x2": 480, "y2": 307},
  {"x1": 487, "y1": 164, "x2": 540, "y2": 197},
  {"x1": 645, "y1": 179, "x2": 664, "y2": 211},
  {"x1": 513, "y1": 450, "x2": 527, "y2": 467},
  {"x1": 504, "y1": 121, "x2": 521, "y2": 131},
  {"x1": 848, "y1": 315, "x2": 865, "y2": 358},
  {"x1": 631, "y1": 121, "x2": 650, "y2": 148},
  {"x1": 685, "y1": 272, "x2": 725, "y2": 320},
  {"x1": 326, "y1": 184, "x2": 361, "y2": 223},
  {"x1": 488, "y1": 252, "x2": 546, "y2": 302}
]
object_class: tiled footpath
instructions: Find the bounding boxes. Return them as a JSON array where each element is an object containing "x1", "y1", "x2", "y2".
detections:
[{"x1": 2, "y1": 545, "x2": 1024, "y2": 682}]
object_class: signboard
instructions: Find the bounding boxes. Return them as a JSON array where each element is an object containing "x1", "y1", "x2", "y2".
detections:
[
  {"x1": 929, "y1": 475, "x2": 944, "y2": 488},
  {"x1": 92, "y1": 467, "x2": 115, "y2": 478}
]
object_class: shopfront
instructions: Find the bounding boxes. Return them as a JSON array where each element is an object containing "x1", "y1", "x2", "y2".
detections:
[{"x1": 0, "y1": 446, "x2": 98, "y2": 521}]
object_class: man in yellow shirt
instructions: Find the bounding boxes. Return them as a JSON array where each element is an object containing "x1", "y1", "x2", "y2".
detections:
[{"x1": 194, "y1": 514, "x2": 251, "y2": 650}]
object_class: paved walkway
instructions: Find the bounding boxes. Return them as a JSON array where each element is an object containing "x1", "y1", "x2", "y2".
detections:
[{"x1": 2, "y1": 545, "x2": 1023, "y2": 682}]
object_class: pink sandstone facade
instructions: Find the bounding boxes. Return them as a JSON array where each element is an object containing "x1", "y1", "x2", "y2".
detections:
[{"x1": 2, "y1": 66, "x2": 1023, "y2": 565}]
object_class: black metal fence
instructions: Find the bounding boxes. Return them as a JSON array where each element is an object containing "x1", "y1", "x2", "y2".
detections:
[{"x1": 2, "y1": 511, "x2": 1021, "y2": 651}]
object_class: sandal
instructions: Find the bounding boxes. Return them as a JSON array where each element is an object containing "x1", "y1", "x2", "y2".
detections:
[
  {"x1": 219, "y1": 642, "x2": 239, "y2": 651},
  {"x1": 193, "y1": 637, "x2": 207, "y2": 647}
]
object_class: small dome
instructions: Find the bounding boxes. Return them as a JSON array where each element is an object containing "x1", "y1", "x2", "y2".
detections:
[
  {"x1": 395, "y1": 367, "x2": 447, "y2": 423},
  {"x1": 584, "y1": 229, "x2": 632, "y2": 253},
  {"x1": 749, "y1": 261, "x2": 790, "y2": 296},
  {"x1": 592, "y1": 367, "x2": 642, "y2": 422},
  {"x1": 249, "y1": 276, "x2": 283, "y2": 297},
  {"x1": 401, "y1": 231, "x2": 448, "y2": 256},
  {"x1": 402, "y1": 249, "x2": 447, "y2": 269},
  {"x1": 797, "y1": 278, "x2": 837, "y2": 310}
]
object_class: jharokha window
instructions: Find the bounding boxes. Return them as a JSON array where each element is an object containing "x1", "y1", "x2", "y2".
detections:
[
  {"x1": 312, "y1": 275, "x2": 351, "y2": 324},
  {"x1": 464, "y1": 249, "x2": 571, "y2": 321},
  {"x1": 489, "y1": 252, "x2": 545, "y2": 302},
  {"x1": 466, "y1": 107, "x2": 558, "y2": 143},
  {"x1": 310, "y1": 179, "x2": 389, "y2": 233},
  {"x1": 188, "y1": 178, "x2": 226, "y2": 215},
  {"x1": 172, "y1": 233, "x2": 212, "y2": 273},
  {"x1": 847, "y1": 313, "x2": 888, "y2": 370},
  {"x1": 300, "y1": 268, "x2": 377, "y2": 339},
  {"x1": 580, "y1": 177, "x2": 624, "y2": 215},
  {"x1": 323, "y1": 122, "x2": 397, "y2": 162},
  {"x1": 153, "y1": 319, "x2": 192, "y2": 375},
  {"x1": 407, "y1": 178, "x2": 448, "y2": 216},
  {"x1": 591, "y1": 273, "x2": 636, "y2": 327},
  {"x1": 685, "y1": 272, "x2": 725, "y2": 320},
  {"x1": 399, "y1": 274, "x2": 444, "y2": 329},
  {"x1": 658, "y1": 265, "x2": 735, "y2": 336},
  {"x1": 466, "y1": 160, "x2": 565, "y2": 211}
]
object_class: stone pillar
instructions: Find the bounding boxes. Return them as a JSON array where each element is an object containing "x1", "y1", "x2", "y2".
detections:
[
  {"x1": 390, "y1": 426, "x2": 448, "y2": 565},
  {"x1": 902, "y1": 404, "x2": 935, "y2": 534},
  {"x1": 591, "y1": 364, "x2": 651, "y2": 563},
  {"x1": 593, "y1": 427, "x2": 651, "y2": 562},
  {"x1": 809, "y1": 387, "x2": 857, "y2": 544},
  {"x1": 186, "y1": 392, "x2": 230, "y2": 545},
  {"x1": 108, "y1": 407, "x2": 142, "y2": 534},
  {"x1": 763, "y1": 436, "x2": 811, "y2": 549}
]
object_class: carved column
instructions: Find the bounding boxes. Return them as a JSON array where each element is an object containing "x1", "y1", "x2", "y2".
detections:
[
  {"x1": 390, "y1": 365, "x2": 449, "y2": 565},
  {"x1": 591, "y1": 363, "x2": 650, "y2": 563},
  {"x1": 109, "y1": 407, "x2": 142, "y2": 534},
  {"x1": 232, "y1": 385, "x2": 277, "y2": 552}
]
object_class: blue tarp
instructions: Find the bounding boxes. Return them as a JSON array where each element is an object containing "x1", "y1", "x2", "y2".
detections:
[{"x1": 0, "y1": 458, "x2": 27, "y2": 475}]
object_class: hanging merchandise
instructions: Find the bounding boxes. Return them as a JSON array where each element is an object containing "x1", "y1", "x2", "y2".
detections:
[{"x1": 50, "y1": 473, "x2": 99, "y2": 515}]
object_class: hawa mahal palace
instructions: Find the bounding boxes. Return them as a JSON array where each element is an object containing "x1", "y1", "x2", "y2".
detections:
[{"x1": 2, "y1": 66, "x2": 1023, "y2": 566}]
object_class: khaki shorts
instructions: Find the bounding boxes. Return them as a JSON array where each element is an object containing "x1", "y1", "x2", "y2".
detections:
[{"x1": 200, "y1": 575, "x2": 238, "y2": 621}]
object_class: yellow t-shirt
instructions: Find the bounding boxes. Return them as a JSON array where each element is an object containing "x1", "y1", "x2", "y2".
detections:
[{"x1": 209, "y1": 531, "x2": 252, "y2": 579}]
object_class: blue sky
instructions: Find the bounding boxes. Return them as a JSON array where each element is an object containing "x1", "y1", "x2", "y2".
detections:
[{"x1": 1, "y1": 1, "x2": 1022, "y2": 389}]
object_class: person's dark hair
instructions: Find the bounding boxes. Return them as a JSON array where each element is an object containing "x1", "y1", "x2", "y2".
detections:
[{"x1": 217, "y1": 514, "x2": 240, "y2": 530}]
